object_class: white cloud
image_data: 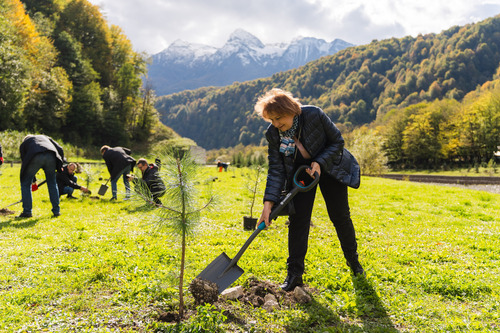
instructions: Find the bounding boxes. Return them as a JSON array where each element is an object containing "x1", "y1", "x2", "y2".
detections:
[{"x1": 87, "y1": 0, "x2": 500, "y2": 54}]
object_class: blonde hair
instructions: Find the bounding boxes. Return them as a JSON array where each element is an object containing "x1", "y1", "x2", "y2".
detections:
[
  {"x1": 100, "y1": 145, "x2": 110, "y2": 154},
  {"x1": 255, "y1": 88, "x2": 302, "y2": 121}
]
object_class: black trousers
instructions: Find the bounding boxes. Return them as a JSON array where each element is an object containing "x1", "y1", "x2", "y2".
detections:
[{"x1": 286, "y1": 172, "x2": 358, "y2": 276}]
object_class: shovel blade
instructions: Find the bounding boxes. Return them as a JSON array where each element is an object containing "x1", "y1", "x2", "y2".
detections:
[
  {"x1": 196, "y1": 252, "x2": 244, "y2": 294},
  {"x1": 98, "y1": 184, "x2": 108, "y2": 196}
]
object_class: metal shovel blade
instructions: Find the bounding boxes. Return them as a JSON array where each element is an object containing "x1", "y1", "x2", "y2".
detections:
[
  {"x1": 98, "y1": 184, "x2": 108, "y2": 196},
  {"x1": 196, "y1": 252, "x2": 244, "y2": 294}
]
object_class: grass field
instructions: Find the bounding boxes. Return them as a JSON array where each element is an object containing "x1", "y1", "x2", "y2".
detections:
[{"x1": 0, "y1": 162, "x2": 499, "y2": 332}]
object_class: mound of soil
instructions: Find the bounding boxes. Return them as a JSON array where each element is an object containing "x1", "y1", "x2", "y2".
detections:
[
  {"x1": 0, "y1": 208, "x2": 15, "y2": 216},
  {"x1": 156, "y1": 277, "x2": 315, "y2": 324},
  {"x1": 188, "y1": 277, "x2": 312, "y2": 308},
  {"x1": 189, "y1": 278, "x2": 219, "y2": 305},
  {"x1": 237, "y1": 277, "x2": 309, "y2": 308}
]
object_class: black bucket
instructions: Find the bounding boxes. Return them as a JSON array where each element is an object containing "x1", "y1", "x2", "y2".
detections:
[{"x1": 243, "y1": 216, "x2": 257, "y2": 230}]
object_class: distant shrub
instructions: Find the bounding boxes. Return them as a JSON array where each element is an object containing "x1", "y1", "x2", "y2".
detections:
[
  {"x1": 0, "y1": 130, "x2": 82, "y2": 161},
  {"x1": 346, "y1": 126, "x2": 388, "y2": 176}
]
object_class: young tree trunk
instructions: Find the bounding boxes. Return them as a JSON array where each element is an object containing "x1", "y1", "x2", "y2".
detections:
[
  {"x1": 179, "y1": 230, "x2": 185, "y2": 319},
  {"x1": 177, "y1": 158, "x2": 185, "y2": 319}
]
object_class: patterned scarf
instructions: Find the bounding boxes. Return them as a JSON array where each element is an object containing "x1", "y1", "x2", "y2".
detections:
[{"x1": 279, "y1": 116, "x2": 299, "y2": 157}]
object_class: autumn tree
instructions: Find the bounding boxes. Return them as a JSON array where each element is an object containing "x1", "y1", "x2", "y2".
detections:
[
  {"x1": 57, "y1": 0, "x2": 113, "y2": 87},
  {"x1": 0, "y1": 1, "x2": 31, "y2": 129}
]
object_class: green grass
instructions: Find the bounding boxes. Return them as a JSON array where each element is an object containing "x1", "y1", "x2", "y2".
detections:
[{"x1": 1, "y1": 164, "x2": 499, "y2": 332}]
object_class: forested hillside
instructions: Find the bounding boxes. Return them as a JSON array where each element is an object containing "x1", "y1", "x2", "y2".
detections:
[
  {"x1": 0, "y1": 0, "x2": 176, "y2": 148},
  {"x1": 156, "y1": 15, "x2": 500, "y2": 151}
]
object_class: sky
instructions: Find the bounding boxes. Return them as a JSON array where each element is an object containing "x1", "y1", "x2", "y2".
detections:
[{"x1": 87, "y1": 0, "x2": 500, "y2": 55}]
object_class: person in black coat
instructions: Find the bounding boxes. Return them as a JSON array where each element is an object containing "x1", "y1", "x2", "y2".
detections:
[
  {"x1": 56, "y1": 163, "x2": 90, "y2": 198},
  {"x1": 18, "y1": 135, "x2": 65, "y2": 218},
  {"x1": 100, "y1": 145, "x2": 136, "y2": 200},
  {"x1": 255, "y1": 88, "x2": 364, "y2": 292},
  {"x1": 0, "y1": 142, "x2": 3, "y2": 166},
  {"x1": 129, "y1": 158, "x2": 166, "y2": 204}
]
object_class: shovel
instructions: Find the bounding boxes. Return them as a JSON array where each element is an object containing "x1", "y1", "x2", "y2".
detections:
[
  {"x1": 0, "y1": 180, "x2": 47, "y2": 211},
  {"x1": 196, "y1": 165, "x2": 320, "y2": 294},
  {"x1": 98, "y1": 178, "x2": 110, "y2": 196}
]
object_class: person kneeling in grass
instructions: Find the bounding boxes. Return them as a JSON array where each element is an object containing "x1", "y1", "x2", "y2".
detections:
[{"x1": 56, "y1": 163, "x2": 90, "y2": 199}]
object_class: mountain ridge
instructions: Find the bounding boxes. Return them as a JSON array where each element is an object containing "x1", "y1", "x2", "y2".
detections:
[
  {"x1": 147, "y1": 29, "x2": 353, "y2": 95},
  {"x1": 155, "y1": 15, "x2": 500, "y2": 150}
]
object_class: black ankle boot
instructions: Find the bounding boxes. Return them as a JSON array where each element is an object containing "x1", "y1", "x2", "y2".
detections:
[
  {"x1": 346, "y1": 259, "x2": 365, "y2": 276},
  {"x1": 280, "y1": 274, "x2": 303, "y2": 292}
]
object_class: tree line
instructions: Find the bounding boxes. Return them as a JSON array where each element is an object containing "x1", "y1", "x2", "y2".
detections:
[
  {"x1": 380, "y1": 80, "x2": 500, "y2": 169},
  {"x1": 0, "y1": 0, "x2": 176, "y2": 150}
]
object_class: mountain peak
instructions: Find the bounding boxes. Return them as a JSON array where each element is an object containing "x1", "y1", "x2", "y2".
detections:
[
  {"x1": 162, "y1": 39, "x2": 217, "y2": 59},
  {"x1": 149, "y1": 31, "x2": 353, "y2": 95},
  {"x1": 227, "y1": 29, "x2": 264, "y2": 48}
]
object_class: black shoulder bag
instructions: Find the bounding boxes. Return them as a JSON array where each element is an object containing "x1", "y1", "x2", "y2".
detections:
[{"x1": 329, "y1": 148, "x2": 361, "y2": 189}]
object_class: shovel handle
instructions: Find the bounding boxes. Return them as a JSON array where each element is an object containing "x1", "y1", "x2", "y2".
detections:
[
  {"x1": 222, "y1": 226, "x2": 263, "y2": 275},
  {"x1": 293, "y1": 165, "x2": 320, "y2": 192},
  {"x1": 268, "y1": 165, "x2": 319, "y2": 221},
  {"x1": 2, "y1": 199, "x2": 23, "y2": 209}
]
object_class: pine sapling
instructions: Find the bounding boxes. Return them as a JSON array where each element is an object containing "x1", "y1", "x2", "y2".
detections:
[{"x1": 129, "y1": 153, "x2": 213, "y2": 320}]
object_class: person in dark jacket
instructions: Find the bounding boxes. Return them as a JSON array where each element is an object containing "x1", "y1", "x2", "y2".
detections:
[
  {"x1": 18, "y1": 135, "x2": 65, "y2": 218},
  {"x1": 0, "y1": 142, "x2": 3, "y2": 166},
  {"x1": 100, "y1": 145, "x2": 136, "y2": 200},
  {"x1": 56, "y1": 163, "x2": 90, "y2": 198},
  {"x1": 255, "y1": 88, "x2": 364, "y2": 292},
  {"x1": 129, "y1": 158, "x2": 166, "y2": 204}
]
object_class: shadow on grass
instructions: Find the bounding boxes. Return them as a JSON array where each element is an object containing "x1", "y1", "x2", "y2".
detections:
[
  {"x1": 0, "y1": 216, "x2": 41, "y2": 230},
  {"x1": 285, "y1": 297, "x2": 362, "y2": 332},
  {"x1": 280, "y1": 276, "x2": 400, "y2": 332},
  {"x1": 220, "y1": 288, "x2": 392, "y2": 332},
  {"x1": 219, "y1": 296, "x2": 360, "y2": 333},
  {"x1": 353, "y1": 275, "x2": 400, "y2": 332}
]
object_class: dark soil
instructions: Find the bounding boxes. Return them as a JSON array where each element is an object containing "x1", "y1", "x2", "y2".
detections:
[
  {"x1": 157, "y1": 310, "x2": 179, "y2": 322},
  {"x1": 239, "y1": 278, "x2": 291, "y2": 306},
  {"x1": 189, "y1": 278, "x2": 219, "y2": 305},
  {"x1": 158, "y1": 277, "x2": 314, "y2": 324},
  {"x1": 0, "y1": 208, "x2": 15, "y2": 216},
  {"x1": 189, "y1": 276, "x2": 312, "y2": 308}
]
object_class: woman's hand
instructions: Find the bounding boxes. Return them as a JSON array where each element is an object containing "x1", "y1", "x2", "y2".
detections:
[
  {"x1": 259, "y1": 201, "x2": 274, "y2": 228},
  {"x1": 307, "y1": 162, "x2": 321, "y2": 179}
]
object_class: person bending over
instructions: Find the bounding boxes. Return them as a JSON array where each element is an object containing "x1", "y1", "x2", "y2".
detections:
[{"x1": 255, "y1": 88, "x2": 365, "y2": 292}]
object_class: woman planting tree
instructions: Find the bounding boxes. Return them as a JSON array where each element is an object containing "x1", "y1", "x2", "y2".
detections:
[{"x1": 255, "y1": 88, "x2": 364, "y2": 292}]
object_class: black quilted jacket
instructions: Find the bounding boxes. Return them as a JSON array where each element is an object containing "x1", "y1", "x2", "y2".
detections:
[{"x1": 263, "y1": 105, "x2": 344, "y2": 204}]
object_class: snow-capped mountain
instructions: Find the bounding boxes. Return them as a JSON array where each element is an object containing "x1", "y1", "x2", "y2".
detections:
[{"x1": 147, "y1": 29, "x2": 353, "y2": 96}]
